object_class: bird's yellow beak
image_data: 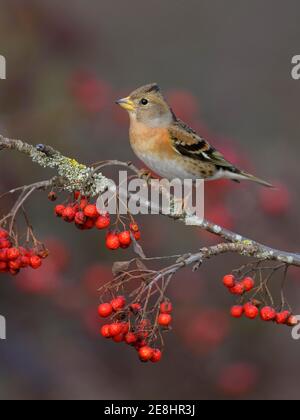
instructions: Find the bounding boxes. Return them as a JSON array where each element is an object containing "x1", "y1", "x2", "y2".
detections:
[{"x1": 116, "y1": 97, "x2": 135, "y2": 112}]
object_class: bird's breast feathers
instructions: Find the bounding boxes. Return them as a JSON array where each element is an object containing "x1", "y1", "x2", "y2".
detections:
[{"x1": 129, "y1": 120, "x2": 217, "y2": 180}]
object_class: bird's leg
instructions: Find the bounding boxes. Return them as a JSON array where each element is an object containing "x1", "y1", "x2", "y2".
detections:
[{"x1": 138, "y1": 168, "x2": 154, "y2": 183}]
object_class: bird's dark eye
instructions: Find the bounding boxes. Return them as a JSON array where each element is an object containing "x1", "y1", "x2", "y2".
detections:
[{"x1": 140, "y1": 98, "x2": 148, "y2": 106}]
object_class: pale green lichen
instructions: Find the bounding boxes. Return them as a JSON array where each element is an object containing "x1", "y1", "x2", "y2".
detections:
[
  {"x1": 242, "y1": 239, "x2": 254, "y2": 246},
  {"x1": 30, "y1": 149, "x2": 110, "y2": 196}
]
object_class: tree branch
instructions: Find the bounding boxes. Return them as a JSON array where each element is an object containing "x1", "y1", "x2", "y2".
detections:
[{"x1": 1, "y1": 134, "x2": 300, "y2": 267}]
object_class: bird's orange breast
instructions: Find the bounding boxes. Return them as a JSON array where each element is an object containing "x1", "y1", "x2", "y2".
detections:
[{"x1": 129, "y1": 121, "x2": 175, "y2": 159}]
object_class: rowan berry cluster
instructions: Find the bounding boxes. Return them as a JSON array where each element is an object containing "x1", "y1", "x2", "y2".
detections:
[
  {"x1": 0, "y1": 228, "x2": 47, "y2": 275},
  {"x1": 98, "y1": 296, "x2": 173, "y2": 363},
  {"x1": 222, "y1": 274, "x2": 298, "y2": 327},
  {"x1": 54, "y1": 192, "x2": 141, "y2": 251}
]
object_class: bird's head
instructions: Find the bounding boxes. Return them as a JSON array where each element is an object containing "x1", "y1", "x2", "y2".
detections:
[{"x1": 116, "y1": 83, "x2": 173, "y2": 127}]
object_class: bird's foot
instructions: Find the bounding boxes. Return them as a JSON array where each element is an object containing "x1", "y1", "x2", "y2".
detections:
[{"x1": 138, "y1": 168, "x2": 153, "y2": 182}]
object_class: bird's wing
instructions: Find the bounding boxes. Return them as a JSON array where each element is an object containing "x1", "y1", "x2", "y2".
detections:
[{"x1": 168, "y1": 119, "x2": 236, "y2": 170}]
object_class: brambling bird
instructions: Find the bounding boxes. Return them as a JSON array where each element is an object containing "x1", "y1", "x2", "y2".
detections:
[{"x1": 116, "y1": 83, "x2": 272, "y2": 187}]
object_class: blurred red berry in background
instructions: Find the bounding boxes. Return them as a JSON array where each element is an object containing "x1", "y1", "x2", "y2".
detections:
[
  {"x1": 205, "y1": 206, "x2": 234, "y2": 231},
  {"x1": 82, "y1": 264, "x2": 112, "y2": 297},
  {"x1": 14, "y1": 258, "x2": 61, "y2": 295},
  {"x1": 177, "y1": 309, "x2": 230, "y2": 355},
  {"x1": 69, "y1": 71, "x2": 112, "y2": 115},
  {"x1": 217, "y1": 362, "x2": 259, "y2": 397},
  {"x1": 44, "y1": 238, "x2": 70, "y2": 272},
  {"x1": 167, "y1": 89, "x2": 199, "y2": 124},
  {"x1": 259, "y1": 182, "x2": 291, "y2": 216}
]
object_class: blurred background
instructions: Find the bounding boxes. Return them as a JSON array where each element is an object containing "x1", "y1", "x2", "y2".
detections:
[{"x1": 0, "y1": 0, "x2": 300, "y2": 400}]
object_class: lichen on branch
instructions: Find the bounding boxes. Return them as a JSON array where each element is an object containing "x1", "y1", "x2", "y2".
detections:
[{"x1": 0, "y1": 134, "x2": 110, "y2": 196}]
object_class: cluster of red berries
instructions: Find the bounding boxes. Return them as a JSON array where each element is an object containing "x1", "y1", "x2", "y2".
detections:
[
  {"x1": 54, "y1": 193, "x2": 141, "y2": 250},
  {"x1": 230, "y1": 303, "x2": 298, "y2": 326},
  {"x1": 0, "y1": 229, "x2": 45, "y2": 275},
  {"x1": 222, "y1": 274, "x2": 298, "y2": 327},
  {"x1": 98, "y1": 296, "x2": 173, "y2": 363},
  {"x1": 105, "y1": 223, "x2": 141, "y2": 251},
  {"x1": 222, "y1": 274, "x2": 255, "y2": 295}
]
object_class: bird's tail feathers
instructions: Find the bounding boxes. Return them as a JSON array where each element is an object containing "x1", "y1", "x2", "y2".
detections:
[{"x1": 238, "y1": 170, "x2": 274, "y2": 188}]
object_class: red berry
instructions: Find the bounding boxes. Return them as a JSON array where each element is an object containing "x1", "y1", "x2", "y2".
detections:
[
  {"x1": 62, "y1": 207, "x2": 76, "y2": 222},
  {"x1": 130, "y1": 303, "x2": 142, "y2": 314},
  {"x1": 74, "y1": 211, "x2": 86, "y2": 225},
  {"x1": 121, "y1": 322, "x2": 129, "y2": 334},
  {"x1": 111, "y1": 296, "x2": 126, "y2": 311},
  {"x1": 118, "y1": 231, "x2": 132, "y2": 248},
  {"x1": 100, "y1": 324, "x2": 111, "y2": 338},
  {"x1": 125, "y1": 332, "x2": 137, "y2": 345},
  {"x1": 79, "y1": 198, "x2": 89, "y2": 210},
  {"x1": 74, "y1": 191, "x2": 81, "y2": 200},
  {"x1": 0, "y1": 262, "x2": 7, "y2": 272},
  {"x1": 0, "y1": 229, "x2": 8, "y2": 239},
  {"x1": 223, "y1": 274, "x2": 236, "y2": 288},
  {"x1": 130, "y1": 223, "x2": 139, "y2": 233},
  {"x1": 134, "y1": 339, "x2": 147, "y2": 350},
  {"x1": 275, "y1": 311, "x2": 291, "y2": 325},
  {"x1": 83, "y1": 218, "x2": 95, "y2": 230},
  {"x1": 95, "y1": 215, "x2": 110, "y2": 230},
  {"x1": 150, "y1": 349, "x2": 162, "y2": 363},
  {"x1": 48, "y1": 191, "x2": 57, "y2": 202},
  {"x1": 0, "y1": 239, "x2": 11, "y2": 249},
  {"x1": 242, "y1": 277, "x2": 255, "y2": 292},
  {"x1": 84, "y1": 204, "x2": 99, "y2": 218},
  {"x1": 7, "y1": 248, "x2": 20, "y2": 261},
  {"x1": 230, "y1": 305, "x2": 244, "y2": 318},
  {"x1": 72, "y1": 203, "x2": 79, "y2": 212},
  {"x1": 229, "y1": 283, "x2": 245, "y2": 295},
  {"x1": 0, "y1": 249, "x2": 7, "y2": 261},
  {"x1": 244, "y1": 303, "x2": 259, "y2": 319},
  {"x1": 30, "y1": 255, "x2": 42, "y2": 269},
  {"x1": 112, "y1": 333, "x2": 125, "y2": 343},
  {"x1": 158, "y1": 313, "x2": 172, "y2": 327},
  {"x1": 20, "y1": 256, "x2": 30, "y2": 268},
  {"x1": 138, "y1": 346, "x2": 153, "y2": 362},
  {"x1": 260, "y1": 306, "x2": 276, "y2": 321},
  {"x1": 55, "y1": 205, "x2": 65, "y2": 217},
  {"x1": 9, "y1": 258, "x2": 21, "y2": 270},
  {"x1": 98, "y1": 303, "x2": 113, "y2": 318},
  {"x1": 106, "y1": 233, "x2": 120, "y2": 250},
  {"x1": 286, "y1": 315, "x2": 299, "y2": 327},
  {"x1": 109, "y1": 323, "x2": 124, "y2": 337},
  {"x1": 134, "y1": 231, "x2": 141, "y2": 241},
  {"x1": 160, "y1": 301, "x2": 172, "y2": 314}
]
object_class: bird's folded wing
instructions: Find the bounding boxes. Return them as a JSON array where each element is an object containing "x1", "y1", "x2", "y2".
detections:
[{"x1": 169, "y1": 120, "x2": 235, "y2": 170}]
